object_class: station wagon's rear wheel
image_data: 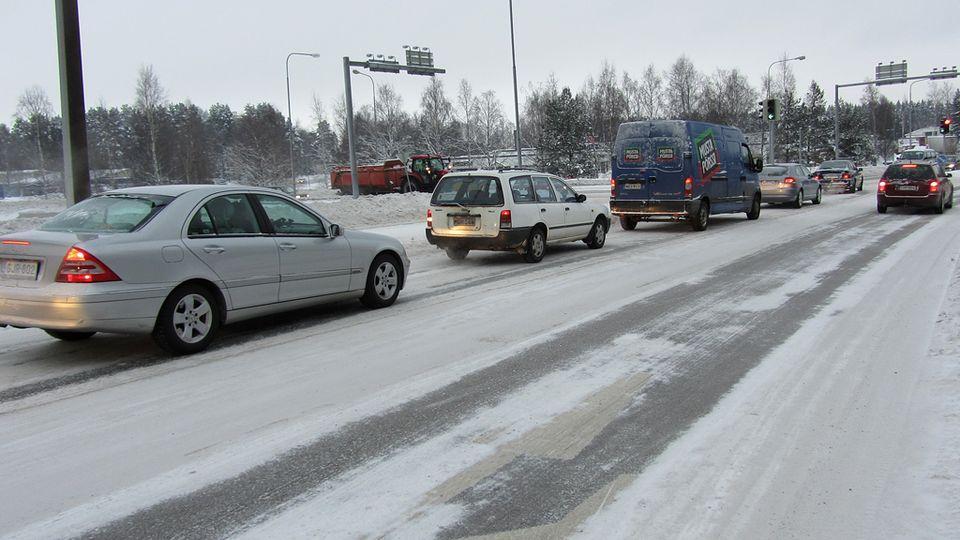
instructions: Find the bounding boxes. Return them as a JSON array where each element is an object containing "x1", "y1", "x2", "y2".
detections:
[
  {"x1": 360, "y1": 254, "x2": 402, "y2": 308},
  {"x1": 523, "y1": 227, "x2": 546, "y2": 263},
  {"x1": 445, "y1": 248, "x2": 469, "y2": 260},
  {"x1": 585, "y1": 217, "x2": 607, "y2": 249},
  {"x1": 153, "y1": 284, "x2": 220, "y2": 355},
  {"x1": 619, "y1": 216, "x2": 638, "y2": 231},
  {"x1": 691, "y1": 200, "x2": 710, "y2": 231},
  {"x1": 44, "y1": 330, "x2": 96, "y2": 341}
]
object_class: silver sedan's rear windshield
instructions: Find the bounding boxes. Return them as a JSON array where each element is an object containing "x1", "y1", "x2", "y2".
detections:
[
  {"x1": 40, "y1": 194, "x2": 174, "y2": 233},
  {"x1": 762, "y1": 166, "x2": 789, "y2": 176},
  {"x1": 819, "y1": 160, "x2": 852, "y2": 170},
  {"x1": 431, "y1": 176, "x2": 503, "y2": 206}
]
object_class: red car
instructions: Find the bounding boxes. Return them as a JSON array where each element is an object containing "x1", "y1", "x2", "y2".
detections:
[{"x1": 878, "y1": 162, "x2": 954, "y2": 214}]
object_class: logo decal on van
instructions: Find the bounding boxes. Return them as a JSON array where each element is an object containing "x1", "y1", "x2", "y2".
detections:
[
  {"x1": 657, "y1": 147, "x2": 675, "y2": 161},
  {"x1": 624, "y1": 148, "x2": 641, "y2": 162},
  {"x1": 695, "y1": 130, "x2": 720, "y2": 181}
]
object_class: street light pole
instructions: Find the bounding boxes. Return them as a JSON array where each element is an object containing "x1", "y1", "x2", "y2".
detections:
[
  {"x1": 509, "y1": 0, "x2": 522, "y2": 167},
  {"x1": 908, "y1": 79, "x2": 926, "y2": 141},
  {"x1": 285, "y1": 52, "x2": 321, "y2": 195},
  {"x1": 352, "y1": 69, "x2": 377, "y2": 124},
  {"x1": 766, "y1": 55, "x2": 805, "y2": 164}
]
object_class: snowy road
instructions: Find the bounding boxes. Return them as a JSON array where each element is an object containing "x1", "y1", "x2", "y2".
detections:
[{"x1": 2, "y1": 169, "x2": 958, "y2": 538}]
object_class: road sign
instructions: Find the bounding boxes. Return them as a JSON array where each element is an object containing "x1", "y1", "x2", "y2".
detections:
[
  {"x1": 930, "y1": 67, "x2": 958, "y2": 80},
  {"x1": 875, "y1": 62, "x2": 908, "y2": 86}
]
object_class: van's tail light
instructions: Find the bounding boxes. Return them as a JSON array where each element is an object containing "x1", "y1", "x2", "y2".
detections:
[
  {"x1": 56, "y1": 247, "x2": 120, "y2": 283},
  {"x1": 684, "y1": 177, "x2": 693, "y2": 198},
  {"x1": 878, "y1": 179, "x2": 887, "y2": 193},
  {"x1": 610, "y1": 178, "x2": 616, "y2": 197},
  {"x1": 500, "y1": 209, "x2": 512, "y2": 229},
  {"x1": 783, "y1": 177, "x2": 796, "y2": 184},
  {"x1": 842, "y1": 172, "x2": 851, "y2": 180},
  {"x1": 426, "y1": 209, "x2": 433, "y2": 229},
  {"x1": 929, "y1": 180, "x2": 939, "y2": 192}
]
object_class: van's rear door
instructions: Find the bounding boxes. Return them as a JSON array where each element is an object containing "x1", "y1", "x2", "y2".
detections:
[{"x1": 612, "y1": 125, "x2": 686, "y2": 202}]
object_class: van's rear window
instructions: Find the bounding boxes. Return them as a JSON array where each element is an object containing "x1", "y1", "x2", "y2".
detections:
[
  {"x1": 431, "y1": 176, "x2": 503, "y2": 206},
  {"x1": 884, "y1": 165, "x2": 935, "y2": 181},
  {"x1": 41, "y1": 194, "x2": 173, "y2": 233}
]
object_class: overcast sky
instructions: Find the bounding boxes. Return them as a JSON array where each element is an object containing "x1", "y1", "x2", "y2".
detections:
[{"x1": 2, "y1": 0, "x2": 958, "y2": 127}]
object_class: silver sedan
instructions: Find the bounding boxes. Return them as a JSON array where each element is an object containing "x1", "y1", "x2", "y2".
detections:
[
  {"x1": 759, "y1": 163, "x2": 822, "y2": 207},
  {"x1": 0, "y1": 185, "x2": 410, "y2": 354}
]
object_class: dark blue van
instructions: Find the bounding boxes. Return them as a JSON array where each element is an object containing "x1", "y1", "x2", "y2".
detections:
[{"x1": 610, "y1": 120, "x2": 763, "y2": 231}]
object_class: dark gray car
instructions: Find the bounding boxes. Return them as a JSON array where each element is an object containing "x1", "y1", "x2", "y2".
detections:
[{"x1": 759, "y1": 163, "x2": 822, "y2": 207}]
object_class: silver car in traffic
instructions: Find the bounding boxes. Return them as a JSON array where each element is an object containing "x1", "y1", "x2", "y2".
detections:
[
  {"x1": 0, "y1": 185, "x2": 409, "y2": 354},
  {"x1": 759, "y1": 163, "x2": 822, "y2": 207}
]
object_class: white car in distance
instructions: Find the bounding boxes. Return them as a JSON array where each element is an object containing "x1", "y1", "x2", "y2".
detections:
[{"x1": 425, "y1": 170, "x2": 611, "y2": 262}]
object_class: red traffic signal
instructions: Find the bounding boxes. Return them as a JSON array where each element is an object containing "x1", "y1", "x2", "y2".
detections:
[{"x1": 941, "y1": 117, "x2": 953, "y2": 134}]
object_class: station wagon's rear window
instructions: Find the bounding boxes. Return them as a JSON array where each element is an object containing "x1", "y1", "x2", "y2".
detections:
[
  {"x1": 41, "y1": 194, "x2": 173, "y2": 233},
  {"x1": 431, "y1": 176, "x2": 503, "y2": 206},
  {"x1": 884, "y1": 164, "x2": 935, "y2": 181}
]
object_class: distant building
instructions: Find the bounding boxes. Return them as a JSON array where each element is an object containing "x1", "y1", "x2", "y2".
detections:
[{"x1": 900, "y1": 127, "x2": 957, "y2": 154}]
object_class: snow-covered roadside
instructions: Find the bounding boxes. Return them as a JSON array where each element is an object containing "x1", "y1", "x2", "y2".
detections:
[{"x1": 574, "y1": 206, "x2": 960, "y2": 538}]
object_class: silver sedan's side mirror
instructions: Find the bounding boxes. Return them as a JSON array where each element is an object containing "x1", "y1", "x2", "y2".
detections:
[{"x1": 330, "y1": 224, "x2": 343, "y2": 237}]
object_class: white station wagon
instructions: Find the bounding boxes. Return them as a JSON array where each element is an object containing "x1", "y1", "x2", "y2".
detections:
[{"x1": 425, "y1": 170, "x2": 611, "y2": 262}]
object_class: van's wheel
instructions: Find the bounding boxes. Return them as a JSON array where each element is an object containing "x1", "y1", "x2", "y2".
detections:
[
  {"x1": 44, "y1": 330, "x2": 96, "y2": 341},
  {"x1": 523, "y1": 227, "x2": 546, "y2": 263},
  {"x1": 691, "y1": 200, "x2": 710, "y2": 231},
  {"x1": 360, "y1": 253, "x2": 402, "y2": 308},
  {"x1": 445, "y1": 248, "x2": 469, "y2": 260},
  {"x1": 619, "y1": 215, "x2": 638, "y2": 231},
  {"x1": 746, "y1": 195, "x2": 761, "y2": 220},
  {"x1": 792, "y1": 189, "x2": 804, "y2": 209},
  {"x1": 584, "y1": 217, "x2": 607, "y2": 249},
  {"x1": 812, "y1": 187, "x2": 823, "y2": 205},
  {"x1": 400, "y1": 177, "x2": 419, "y2": 193},
  {"x1": 152, "y1": 284, "x2": 220, "y2": 355}
]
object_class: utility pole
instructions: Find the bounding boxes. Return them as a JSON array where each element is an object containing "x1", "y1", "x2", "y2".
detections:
[
  {"x1": 509, "y1": 0, "x2": 522, "y2": 167},
  {"x1": 55, "y1": 0, "x2": 90, "y2": 205}
]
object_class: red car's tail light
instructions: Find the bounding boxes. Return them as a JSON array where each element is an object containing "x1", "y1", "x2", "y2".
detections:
[
  {"x1": 930, "y1": 180, "x2": 939, "y2": 192},
  {"x1": 878, "y1": 180, "x2": 887, "y2": 193},
  {"x1": 901, "y1": 164, "x2": 918, "y2": 169},
  {"x1": 426, "y1": 209, "x2": 433, "y2": 229},
  {"x1": 56, "y1": 247, "x2": 121, "y2": 283},
  {"x1": 783, "y1": 177, "x2": 796, "y2": 184},
  {"x1": 500, "y1": 209, "x2": 512, "y2": 229},
  {"x1": 684, "y1": 177, "x2": 693, "y2": 198}
]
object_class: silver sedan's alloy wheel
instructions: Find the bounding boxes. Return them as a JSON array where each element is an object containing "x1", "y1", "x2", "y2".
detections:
[
  {"x1": 373, "y1": 261, "x2": 399, "y2": 300},
  {"x1": 173, "y1": 293, "x2": 213, "y2": 344}
]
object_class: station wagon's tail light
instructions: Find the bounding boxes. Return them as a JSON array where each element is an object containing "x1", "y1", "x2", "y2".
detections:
[
  {"x1": 500, "y1": 209, "x2": 512, "y2": 229},
  {"x1": 610, "y1": 178, "x2": 616, "y2": 197},
  {"x1": 930, "y1": 180, "x2": 939, "y2": 192},
  {"x1": 56, "y1": 247, "x2": 120, "y2": 283},
  {"x1": 783, "y1": 177, "x2": 796, "y2": 184},
  {"x1": 878, "y1": 180, "x2": 887, "y2": 193},
  {"x1": 841, "y1": 172, "x2": 851, "y2": 180},
  {"x1": 426, "y1": 209, "x2": 433, "y2": 229},
  {"x1": 684, "y1": 177, "x2": 693, "y2": 198}
]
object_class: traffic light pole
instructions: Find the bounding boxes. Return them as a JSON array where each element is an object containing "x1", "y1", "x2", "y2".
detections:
[{"x1": 55, "y1": 0, "x2": 91, "y2": 204}]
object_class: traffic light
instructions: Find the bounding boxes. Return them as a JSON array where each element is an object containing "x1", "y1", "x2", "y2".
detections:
[
  {"x1": 764, "y1": 98, "x2": 779, "y2": 121},
  {"x1": 757, "y1": 101, "x2": 765, "y2": 121},
  {"x1": 940, "y1": 117, "x2": 953, "y2": 134}
]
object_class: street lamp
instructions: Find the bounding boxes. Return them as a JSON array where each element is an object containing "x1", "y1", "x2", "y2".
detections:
[
  {"x1": 508, "y1": 0, "x2": 522, "y2": 167},
  {"x1": 352, "y1": 69, "x2": 377, "y2": 124},
  {"x1": 285, "y1": 52, "x2": 321, "y2": 195},
  {"x1": 766, "y1": 55, "x2": 806, "y2": 163}
]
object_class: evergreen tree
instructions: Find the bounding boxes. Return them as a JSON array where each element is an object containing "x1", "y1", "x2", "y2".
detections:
[{"x1": 537, "y1": 88, "x2": 591, "y2": 178}]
